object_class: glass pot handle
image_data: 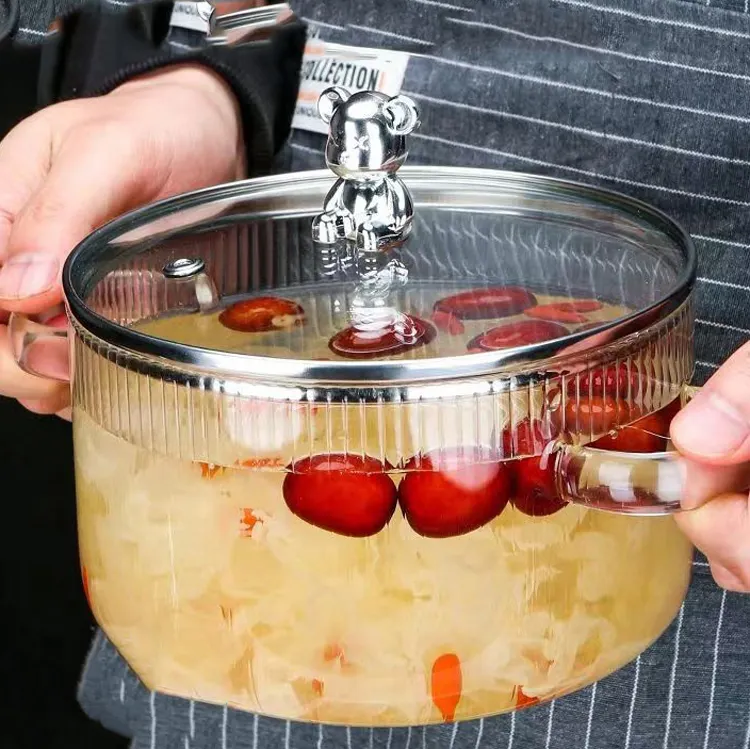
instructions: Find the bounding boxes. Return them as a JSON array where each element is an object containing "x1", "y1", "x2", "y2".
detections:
[
  {"x1": 555, "y1": 385, "x2": 701, "y2": 516},
  {"x1": 8, "y1": 258, "x2": 218, "y2": 383},
  {"x1": 8, "y1": 305, "x2": 70, "y2": 382}
]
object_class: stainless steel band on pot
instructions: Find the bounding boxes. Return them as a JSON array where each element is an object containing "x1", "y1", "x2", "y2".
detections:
[{"x1": 69, "y1": 302, "x2": 691, "y2": 456}]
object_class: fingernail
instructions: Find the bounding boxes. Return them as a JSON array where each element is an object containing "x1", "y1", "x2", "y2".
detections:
[
  {"x1": 672, "y1": 391, "x2": 750, "y2": 457},
  {"x1": 0, "y1": 253, "x2": 59, "y2": 299},
  {"x1": 24, "y1": 337, "x2": 69, "y2": 382}
]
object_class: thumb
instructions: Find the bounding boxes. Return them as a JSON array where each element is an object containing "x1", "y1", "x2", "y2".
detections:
[
  {"x1": 0, "y1": 123, "x2": 165, "y2": 315},
  {"x1": 671, "y1": 341, "x2": 750, "y2": 465},
  {"x1": 675, "y1": 493, "x2": 750, "y2": 592}
]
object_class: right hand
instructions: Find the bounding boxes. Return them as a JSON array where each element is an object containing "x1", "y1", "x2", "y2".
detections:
[
  {"x1": 671, "y1": 343, "x2": 750, "y2": 592},
  {"x1": 0, "y1": 63, "x2": 246, "y2": 419}
]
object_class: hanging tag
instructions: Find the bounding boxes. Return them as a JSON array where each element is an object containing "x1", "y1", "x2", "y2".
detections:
[{"x1": 292, "y1": 40, "x2": 411, "y2": 135}]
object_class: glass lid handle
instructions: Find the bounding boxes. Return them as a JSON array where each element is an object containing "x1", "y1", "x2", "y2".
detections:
[
  {"x1": 162, "y1": 257, "x2": 219, "y2": 313},
  {"x1": 311, "y1": 87, "x2": 421, "y2": 251}
]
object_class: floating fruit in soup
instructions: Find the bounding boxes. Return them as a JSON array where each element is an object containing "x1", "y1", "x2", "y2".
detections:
[
  {"x1": 562, "y1": 395, "x2": 634, "y2": 435},
  {"x1": 329, "y1": 314, "x2": 436, "y2": 359},
  {"x1": 219, "y1": 296, "x2": 305, "y2": 332},
  {"x1": 467, "y1": 320, "x2": 569, "y2": 352},
  {"x1": 502, "y1": 420, "x2": 567, "y2": 517},
  {"x1": 431, "y1": 308, "x2": 465, "y2": 336},
  {"x1": 433, "y1": 287, "x2": 536, "y2": 320},
  {"x1": 515, "y1": 688, "x2": 540, "y2": 710},
  {"x1": 501, "y1": 418, "x2": 547, "y2": 459},
  {"x1": 590, "y1": 399, "x2": 680, "y2": 453},
  {"x1": 525, "y1": 300, "x2": 602, "y2": 324},
  {"x1": 430, "y1": 653, "x2": 463, "y2": 722},
  {"x1": 398, "y1": 447, "x2": 511, "y2": 537},
  {"x1": 561, "y1": 300, "x2": 602, "y2": 313},
  {"x1": 512, "y1": 455, "x2": 567, "y2": 517},
  {"x1": 591, "y1": 415, "x2": 663, "y2": 452},
  {"x1": 283, "y1": 454, "x2": 397, "y2": 537}
]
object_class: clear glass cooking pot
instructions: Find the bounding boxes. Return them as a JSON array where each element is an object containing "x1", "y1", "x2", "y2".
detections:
[{"x1": 10, "y1": 154, "x2": 698, "y2": 725}]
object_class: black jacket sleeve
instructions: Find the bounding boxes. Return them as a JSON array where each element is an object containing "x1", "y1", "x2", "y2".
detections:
[{"x1": 44, "y1": 2, "x2": 306, "y2": 176}]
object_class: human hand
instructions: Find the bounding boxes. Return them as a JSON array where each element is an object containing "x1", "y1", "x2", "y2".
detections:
[
  {"x1": 0, "y1": 63, "x2": 245, "y2": 418},
  {"x1": 671, "y1": 344, "x2": 750, "y2": 592}
]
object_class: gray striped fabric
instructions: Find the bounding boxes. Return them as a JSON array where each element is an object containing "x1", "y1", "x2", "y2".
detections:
[{"x1": 16, "y1": 0, "x2": 750, "y2": 747}]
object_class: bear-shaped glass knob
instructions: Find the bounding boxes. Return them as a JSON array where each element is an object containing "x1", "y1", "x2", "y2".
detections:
[{"x1": 311, "y1": 87, "x2": 421, "y2": 251}]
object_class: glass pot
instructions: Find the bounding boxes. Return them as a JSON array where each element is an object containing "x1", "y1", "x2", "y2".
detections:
[{"x1": 10, "y1": 161, "x2": 699, "y2": 727}]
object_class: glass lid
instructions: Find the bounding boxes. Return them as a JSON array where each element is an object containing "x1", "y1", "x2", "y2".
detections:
[{"x1": 63, "y1": 91, "x2": 695, "y2": 387}]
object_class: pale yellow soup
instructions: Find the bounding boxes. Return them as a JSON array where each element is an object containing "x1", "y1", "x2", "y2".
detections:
[{"x1": 73, "y1": 287, "x2": 692, "y2": 726}]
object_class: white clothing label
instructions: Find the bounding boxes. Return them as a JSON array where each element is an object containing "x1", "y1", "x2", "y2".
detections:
[
  {"x1": 292, "y1": 41, "x2": 411, "y2": 134},
  {"x1": 170, "y1": 2, "x2": 214, "y2": 34}
]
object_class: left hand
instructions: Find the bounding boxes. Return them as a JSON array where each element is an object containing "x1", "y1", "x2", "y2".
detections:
[
  {"x1": 671, "y1": 341, "x2": 750, "y2": 592},
  {"x1": 0, "y1": 63, "x2": 245, "y2": 419}
]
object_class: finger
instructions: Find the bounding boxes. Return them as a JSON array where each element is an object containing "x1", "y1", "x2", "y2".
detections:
[
  {"x1": 680, "y1": 458, "x2": 750, "y2": 510},
  {"x1": 671, "y1": 341, "x2": 750, "y2": 465},
  {"x1": 0, "y1": 121, "x2": 166, "y2": 313},
  {"x1": 17, "y1": 389, "x2": 71, "y2": 417},
  {"x1": 0, "y1": 112, "x2": 54, "y2": 261},
  {"x1": 0, "y1": 325, "x2": 66, "y2": 400},
  {"x1": 675, "y1": 493, "x2": 750, "y2": 592}
]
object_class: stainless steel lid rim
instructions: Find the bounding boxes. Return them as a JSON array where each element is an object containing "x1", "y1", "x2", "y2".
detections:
[{"x1": 63, "y1": 166, "x2": 696, "y2": 386}]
